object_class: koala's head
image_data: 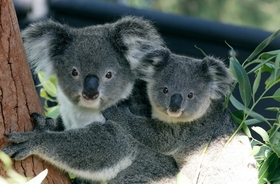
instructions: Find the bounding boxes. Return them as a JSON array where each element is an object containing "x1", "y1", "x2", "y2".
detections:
[
  {"x1": 22, "y1": 16, "x2": 164, "y2": 111},
  {"x1": 140, "y1": 49, "x2": 234, "y2": 123}
]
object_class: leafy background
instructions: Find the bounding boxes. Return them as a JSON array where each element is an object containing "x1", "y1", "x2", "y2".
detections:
[{"x1": 100, "y1": 0, "x2": 280, "y2": 32}]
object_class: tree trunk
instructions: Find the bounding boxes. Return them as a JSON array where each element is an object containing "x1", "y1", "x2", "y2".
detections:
[{"x1": 0, "y1": 0, "x2": 71, "y2": 183}]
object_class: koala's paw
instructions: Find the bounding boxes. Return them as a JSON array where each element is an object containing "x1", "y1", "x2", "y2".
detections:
[
  {"x1": 2, "y1": 132, "x2": 36, "y2": 160},
  {"x1": 31, "y1": 112, "x2": 56, "y2": 131}
]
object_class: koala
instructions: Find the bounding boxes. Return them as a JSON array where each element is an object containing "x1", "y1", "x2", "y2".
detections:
[
  {"x1": 23, "y1": 16, "x2": 164, "y2": 130},
  {"x1": 103, "y1": 48, "x2": 258, "y2": 184},
  {"x1": 3, "y1": 17, "x2": 180, "y2": 183}
]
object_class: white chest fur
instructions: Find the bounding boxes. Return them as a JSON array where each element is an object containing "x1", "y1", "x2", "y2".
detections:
[{"x1": 57, "y1": 89, "x2": 105, "y2": 130}]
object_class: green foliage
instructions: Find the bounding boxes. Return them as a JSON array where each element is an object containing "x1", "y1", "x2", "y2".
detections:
[
  {"x1": 226, "y1": 30, "x2": 280, "y2": 183},
  {"x1": 105, "y1": 0, "x2": 280, "y2": 32},
  {"x1": 0, "y1": 151, "x2": 47, "y2": 184},
  {"x1": 37, "y1": 72, "x2": 60, "y2": 119}
]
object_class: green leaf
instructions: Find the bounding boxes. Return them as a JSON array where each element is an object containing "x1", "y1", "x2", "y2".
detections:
[
  {"x1": 176, "y1": 173, "x2": 192, "y2": 184},
  {"x1": 252, "y1": 126, "x2": 269, "y2": 143},
  {"x1": 245, "y1": 119, "x2": 263, "y2": 126},
  {"x1": 229, "y1": 110, "x2": 252, "y2": 137},
  {"x1": 251, "y1": 146, "x2": 261, "y2": 156},
  {"x1": 248, "y1": 56, "x2": 276, "y2": 74},
  {"x1": 230, "y1": 95, "x2": 267, "y2": 122},
  {"x1": 253, "y1": 69, "x2": 262, "y2": 98},
  {"x1": 273, "y1": 88, "x2": 280, "y2": 102},
  {"x1": 194, "y1": 45, "x2": 208, "y2": 57},
  {"x1": 45, "y1": 106, "x2": 60, "y2": 119},
  {"x1": 269, "y1": 163, "x2": 280, "y2": 182},
  {"x1": 246, "y1": 29, "x2": 280, "y2": 63},
  {"x1": 260, "y1": 50, "x2": 280, "y2": 60},
  {"x1": 230, "y1": 57, "x2": 252, "y2": 107},
  {"x1": 271, "y1": 145, "x2": 280, "y2": 158},
  {"x1": 274, "y1": 52, "x2": 280, "y2": 80},
  {"x1": 258, "y1": 152, "x2": 279, "y2": 182},
  {"x1": 266, "y1": 107, "x2": 280, "y2": 112},
  {"x1": 38, "y1": 72, "x2": 58, "y2": 98}
]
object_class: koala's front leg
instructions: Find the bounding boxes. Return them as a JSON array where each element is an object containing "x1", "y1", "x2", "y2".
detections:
[{"x1": 3, "y1": 121, "x2": 137, "y2": 182}]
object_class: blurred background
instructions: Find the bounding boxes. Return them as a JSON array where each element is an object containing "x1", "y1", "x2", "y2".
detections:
[
  {"x1": 13, "y1": 0, "x2": 280, "y2": 135},
  {"x1": 14, "y1": 0, "x2": 280, "y2": 32},
  {"x1": 104, "y1": 0, "x2": 280, "y2": 32}
]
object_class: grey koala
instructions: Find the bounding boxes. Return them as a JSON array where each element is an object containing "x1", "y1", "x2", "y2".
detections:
[
  {"x1": 103, "y1": 48, "x2": 258, "y2": 184},
  {"x1": 23, "y1": 16, "x2": 164, "y2": 131},
  {"x1": 3, "y1": 17, "x2": 180, "y2": 183}
]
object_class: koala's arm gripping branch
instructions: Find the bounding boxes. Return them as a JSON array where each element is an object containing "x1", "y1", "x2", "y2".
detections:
[{"x1": 3, "y1": 121, "x2": 137, "y2": 182}]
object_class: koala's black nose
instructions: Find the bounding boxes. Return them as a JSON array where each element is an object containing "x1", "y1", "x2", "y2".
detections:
[
  {"x1": 169, "y1": 94, "x2": 183, "y2": 112},
  {"x1": 82, "y1": 75, "x2": 99, "y2": 100}
]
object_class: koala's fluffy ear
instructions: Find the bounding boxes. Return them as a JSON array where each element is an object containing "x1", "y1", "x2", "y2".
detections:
[
  {"x1": 135, "y1": 48, "x2": 170, "y2": 81},
  {"x1": 22, "y1": 20, "x2": 72, "y2": 78},
  {"x1": 201, "y1": 56, "x2": 234, "y2": 99},
  {"x1": 111, "y1": 16, "x2": 165, "y2": 70}
]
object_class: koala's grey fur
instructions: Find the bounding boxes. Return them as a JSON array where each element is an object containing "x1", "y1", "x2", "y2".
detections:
[
  {"x1": 104, "y1": 49, "x2": 258, "y2": 184},
  {"x1": 3, "y1": 17, "x2": 180, "y2": 183},
  {"x1": 23, "y1": 16, "x2": 165, "y2": 130}
]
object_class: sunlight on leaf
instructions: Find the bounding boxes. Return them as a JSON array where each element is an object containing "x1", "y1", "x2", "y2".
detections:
[
  {"x1": 250, "y1": 146, "x2": 261, "y2": 156},
  {"x1": 38, "y1": 72, "x2": 57, "y2": 98},
  {"x1": 45, "y1": 106, "x2": 60, "y2": 119},
  {"x1": 252, "y1": 126, "x2": 269, "y2": 143},
  {"x1": 176, "y1": 173, "x2": 192, "y2": 184}
]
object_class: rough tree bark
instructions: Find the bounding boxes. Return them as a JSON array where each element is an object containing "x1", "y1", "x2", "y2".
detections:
[{"x1": 0, "y1": 0, "x2": 71, "y2": 183}]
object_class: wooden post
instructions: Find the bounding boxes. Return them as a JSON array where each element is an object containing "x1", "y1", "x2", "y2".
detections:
[{"x1": 0, "y1": 0, "x2": 71, "y2": 183}]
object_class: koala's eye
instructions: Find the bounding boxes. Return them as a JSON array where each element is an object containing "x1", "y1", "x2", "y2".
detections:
[
  {"x1": 105, "y1": 72, "x2": 112, "y2": 79},
  {"x1": 163, "y1": 87, "x2": 168, "y2": 94},
  {"x1": 72, "y1": 67, "x2": 79, "y2": 77},
  {"x1": 187, "y1": 92, "x2": 194, "y2": 99}
]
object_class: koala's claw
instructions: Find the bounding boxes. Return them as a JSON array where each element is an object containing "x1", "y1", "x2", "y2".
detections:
[
  {"x1": 4, "y1": 132, "x2": 31, "y2": 143},
  {"x1": 30, "y1": 112, "x2": 56, "y2": 131},
  {"x1": 3, "y1": 144, "x2": 30, "y2": 160},
  {"x1": 2, "y1": 132, "x2": 36, "y2": 160}
]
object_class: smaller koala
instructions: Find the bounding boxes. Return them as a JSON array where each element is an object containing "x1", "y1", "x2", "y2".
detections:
[
  {"x1": 2, "y1": 17, "x2": 180, "y2": 183},
  {"x1": 104, "y1": 48, "x2": 258, "y2": 184}
]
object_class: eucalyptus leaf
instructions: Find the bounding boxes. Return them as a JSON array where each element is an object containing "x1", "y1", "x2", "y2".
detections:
[
  {"x1": 273, "y1": 88, "x2": 280, "y2": 102},
  {"x1": 45, "y1": 106, "x2": 60, "y2": 119},
  {"x1": 258, "y1": 152, "x2": 279, "y2": 182},
  {"x1": 269, "y1": 163, "x2": 280, "y2": 182},
  {"x1": 274, "y1": 52, "x2": 280, "y2": 80},
  {"x1": 271, "y1": 145, "x2": 280, "y2": 158},
  {"x1": 248, "y1": 56, "x2": 275, "y2": 74},
  {"x1": 250, "y1": 146, "x2": 261, "y2": 156},
  {"x1": 230, "y1": 57, "x2": 252, "y2": 107},
  {"x1": 176, "y1": 173, "x2": 192, "y2": 184},
  {"x1": 266, "y1": 107, "x2": 280, "y2": 112},
  {"x1": 260, "y1": 50, "x2": 280, "y2": 60},
  {"x1": 230, "y1": 95, "x2": 267, "y2": 122},
  {"x1": 38, "y1": 72, "x2": 58, "y2": 98},
  {"x1": 245, "y1": 119, "x2": 263, "y2": 126},
  {"x1": 252, "y1": 69, "x2": 261, "y2": 98},
  {"x1": 246, "y1": 29, "x2": 280, "y2": 63},
  {"x1": 252, "y1": 126, "x2": 269, "y2": 143}
]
